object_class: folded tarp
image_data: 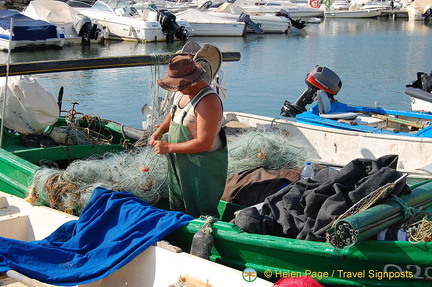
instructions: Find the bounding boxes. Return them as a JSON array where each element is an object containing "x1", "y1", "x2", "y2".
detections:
[{"x1": 0, "y1": 187, "x2": 193, "y2": 286}]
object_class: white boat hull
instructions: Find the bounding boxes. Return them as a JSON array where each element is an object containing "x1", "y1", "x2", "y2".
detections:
[
  {"x1": 0, "y1": 28, "x2": 65, "y2": 51},
  {"x1": 75, "y1": 7, "x2": 165, "y2": 42},
  {"x1": 80, "y1": 11, "x2": 164, "y2": 42},
  {"x1": 0, "y1": 191, "x2": 273, "y2": 287},
  {"x1": 209, "y1": 11, "x2": 291, "y2": 33},
  {"x1": 187, "y1": 22, "x2": 245, "y2": 36},
  {"x1": 411, "y1": 96, "x2": 432, "y2": 112},
  {"x1": 324, "y1": 9, "x2": 382, "y2": 18},
  {"x1": 224, "y1": 111, "x2": 432, "y2": 176}
]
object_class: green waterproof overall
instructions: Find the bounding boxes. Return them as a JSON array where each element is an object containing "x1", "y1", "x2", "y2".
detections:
[{"x1": 167, "y1": 87, "x2": 228, "y2": 218}]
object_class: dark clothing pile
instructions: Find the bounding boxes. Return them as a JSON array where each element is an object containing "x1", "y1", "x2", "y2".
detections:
[
  {"x1": 232, "y1": 155, "x2": 410, "y2": 242},
  {"x1": 222, "y1": 167, "x2": 301, "y2": 206}
]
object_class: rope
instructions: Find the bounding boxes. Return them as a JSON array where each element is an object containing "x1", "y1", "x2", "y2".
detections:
[
  {"x1": 199, "y1": 215, "x2": 218, "y2": 233},
  {"x1": 405, "y1": 211, "x2": 432, "y2": 244},
  {"x1": 389, "y1": 195, "x2": 419, "y2": 220}
]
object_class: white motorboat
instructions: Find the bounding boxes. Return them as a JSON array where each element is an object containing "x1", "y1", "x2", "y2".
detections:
[
  {"x1": 233, "y1": 0, "x2": 324, "y2": 20},
  {"x1": 0, "y1": 9, "x2": 65, "y2": 51},
  {"x1": 175, "y1": 8, "x2": 246, "y2": 36},
  {"x1": 71, "y1": 0, "x2": 189, "y2": 42},
  {"x1": 204, "y1": 2, "x2": 293, "y2": 33},
  {"x1": 22, "y1": 0, "x2": 101, "y2": 46},
  {"x1": 323, "y1": 0, "x2": 383, "y2": 18},
  {"x1": 0, "y1": 190, "x2": 274, "y2": 287}
]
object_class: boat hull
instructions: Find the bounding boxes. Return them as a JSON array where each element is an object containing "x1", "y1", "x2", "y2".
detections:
[
  {"x1": 186, "y1": 22, "x2": 245, "y2": 36},
  {"x1": 167, "y1": 200, "x2": 432, "y2": 287},
  {"x1": 0, "y1": 191, "x2": 273, "y2": 287},
  {"x1": 223, "y1": 112, "x2": 432, "y2": 176},
  {"x1": 208, "y1": 12, "x2": 291, "y2": 33},
  {"x1": 324, "y1": 9, "x2": 382, "y2": 18}
]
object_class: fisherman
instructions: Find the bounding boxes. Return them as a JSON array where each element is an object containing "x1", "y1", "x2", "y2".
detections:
[{"x1": 148, "y1": 53, "x2": 227, "y2": 218}]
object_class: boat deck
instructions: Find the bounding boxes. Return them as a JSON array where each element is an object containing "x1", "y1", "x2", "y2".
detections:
[{"x1": 0, "y1": 275, "x2": 26, "y2": 287}]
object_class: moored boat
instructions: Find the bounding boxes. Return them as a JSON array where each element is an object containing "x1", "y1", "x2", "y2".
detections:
[
  {"x1": 175, "y1": 8, "x2": 246, "y2": 36},
  {"x1": 202, "y1": 2, "x2": 299, "y2": 33},
  {"x1": 22, "y1": 0, "x2": 101, "y2": 46},
  {"x1": 167, "y1": 178, "x2": 432, "y2": 287},
  {"x1": 277, "y1": 66, "x2": 432, "y2": 177},
  {"x1": 70, "y1": 0, "x2": 189, "y2": 42},
  {"x1": 0, "y1": 9, "x2": 65, "y2": 51},
  {"x1": 0, "y1": 190, "x2": 273, "y2": 287}
]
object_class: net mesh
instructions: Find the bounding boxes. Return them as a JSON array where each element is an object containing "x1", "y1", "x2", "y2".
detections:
[
  {"x1": 28, "y1": 147, "x2": 168, "y2": 215},
  {"x1": 28, "y1": 128, "x2": 305, "y2": 215}
]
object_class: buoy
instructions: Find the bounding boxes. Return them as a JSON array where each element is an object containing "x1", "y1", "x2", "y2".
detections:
[
  {"x1": 190, "y1": 216, "x2": 217, "y2": 259},
  {"x1": 309, "y1": 0, "x2": 319, "y2": 8}
]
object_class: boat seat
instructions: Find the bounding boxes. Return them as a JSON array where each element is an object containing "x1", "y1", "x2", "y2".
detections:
[{"x1": 317, "y1": 90, "x2": 358, "y2": 120}]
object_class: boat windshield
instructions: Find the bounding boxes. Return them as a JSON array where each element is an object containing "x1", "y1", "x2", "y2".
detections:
[{"x1": 92, "y1": 0, "x2": 131, "y2": 12}]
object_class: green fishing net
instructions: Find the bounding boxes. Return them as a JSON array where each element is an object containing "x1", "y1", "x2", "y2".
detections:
[{"x1": 30, "y1": 128, "x2": 306, "y2": 215}]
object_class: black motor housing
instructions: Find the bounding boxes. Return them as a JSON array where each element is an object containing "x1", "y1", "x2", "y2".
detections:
[
  {"x1": 73, "y1": 14, "x2": 100, "y2": 45},
  {"x1": 157, "y1": 9, "x2": 188, "y2": 43}
]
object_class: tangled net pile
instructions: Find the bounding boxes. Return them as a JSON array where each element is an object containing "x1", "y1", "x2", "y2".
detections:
[
  {"x1": 227, "y1": 129, "x2": 306, "y2": 175},
  {"x1": 28, "y1": 147, "x2": 168, "y2": 215},
  {"x1": 28, "y1": 127, "x2": 305, "y2": 215}
]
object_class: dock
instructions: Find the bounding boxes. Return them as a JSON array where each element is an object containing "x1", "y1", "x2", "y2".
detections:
[{"x1": 380, "y1": 9, "x2": 409, "y2": 19}]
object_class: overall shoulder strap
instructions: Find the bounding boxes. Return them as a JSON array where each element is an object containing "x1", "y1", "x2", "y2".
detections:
[
  {"x1": 170, "y1": 92, "x2": 182, "y2": 120},
  {"x1": 180, "y1": 87, "x2": 215, "y2": 124}
]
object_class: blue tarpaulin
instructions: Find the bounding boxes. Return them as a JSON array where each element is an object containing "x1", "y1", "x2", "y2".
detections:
[
  {"x1": 0, "y1": 187, "x2": 194, "y2": 286},
  {"x1": 0, "y1": 10, "x2": 60, "y2": 41}
]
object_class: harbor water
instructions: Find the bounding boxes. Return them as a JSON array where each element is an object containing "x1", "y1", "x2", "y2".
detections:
[{"x1": 1, "y1": 17, "x2": 431, "y2": 129}]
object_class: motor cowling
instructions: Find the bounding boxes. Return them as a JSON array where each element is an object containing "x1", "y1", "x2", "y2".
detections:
[
  {"x1": 73, "y1": 14, "x2": 100, "y2": 45},
  {"x1": 281, "y1": 66, "x2": 342, "y2": 117},
  {"x1": 157, "y1": 9, "x2": 188, "y2": 43}
]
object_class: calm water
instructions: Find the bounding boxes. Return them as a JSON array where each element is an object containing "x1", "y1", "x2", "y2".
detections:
[{"x1": 1, "y1": 17, "x2": 431, "y2": 128}]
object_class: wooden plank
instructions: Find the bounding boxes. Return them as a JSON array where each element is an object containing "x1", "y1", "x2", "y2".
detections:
[{"x1": 0, "y1": 52, "x2": 241, "y2": 76}]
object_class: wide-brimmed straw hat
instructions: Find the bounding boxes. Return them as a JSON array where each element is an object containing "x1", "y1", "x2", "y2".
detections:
[
  {"x1": 180, "y1": 42, "x2": 222, "y2": 84},
  {"x1": 157, "y1": 53, "x2": 206, "y2": 91}
]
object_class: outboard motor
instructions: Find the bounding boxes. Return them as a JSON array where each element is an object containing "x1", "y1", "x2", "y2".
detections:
[
  {"x1": 237, "y1": 12, "x2": 263, "y2": 34},
  {"x1": 73, "y1": 14, "x2": 100, "y2": 45},
  {"x1": 281, "y1": 66, "x2": 342, "y2": 117},
  {"x1": 405, "y1": 70, "x2": 432, "y2": 104},
  {"x1": 197, "y1": 0, "x2": 213, "y2": 11},
  {"x1": 157, "y1": 9, "x2": 188, "y2": 43},
  {"x1": 424, "y1": 7, "x2": 432, "y2": 22},
  {"x1": 276, "y1": 9, "x2": 306, "y2": 30}
]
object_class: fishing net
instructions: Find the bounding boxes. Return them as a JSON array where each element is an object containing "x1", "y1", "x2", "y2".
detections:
[
  {"x1": 28, "y1": 126, "x2": 305, "y2": 215},
  {"x1": 227, "y1": 129, "x2": 306, "y2": 175},
  {"x1": 28, "y1": 147, "x2": 168, "y2": 215}
]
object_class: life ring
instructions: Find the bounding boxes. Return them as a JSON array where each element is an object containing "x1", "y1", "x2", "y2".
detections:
[{"x1": 309, "y1": 0, "x2": 319, "y2": 8}]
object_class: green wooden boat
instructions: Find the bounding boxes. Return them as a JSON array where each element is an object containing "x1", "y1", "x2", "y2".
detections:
[
  {"x1": 0, "y1": 114, "x2": 142, "y2": 200},
  {"x1": 3, "y1": 118, "x2": 432, "y2": 287},
  {"x1": 2, "y1": 105, "x2": 432, "y2": 287},
  {"x1": 166, "y1": 181, "x2": 432, "y2": 287}
]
